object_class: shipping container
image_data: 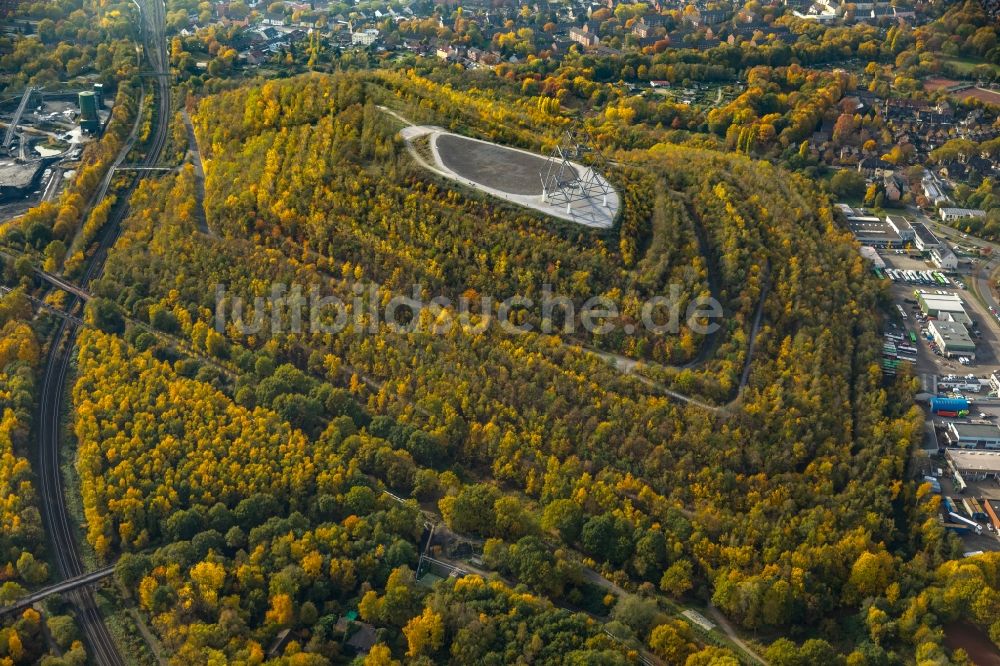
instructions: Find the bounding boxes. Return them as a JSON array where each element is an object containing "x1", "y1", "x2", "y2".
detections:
[
  {"x1": 984, "y1": 500, "x2": 1000, "y2": 531},
  {"x1": 944, "y1": 497, "x2": 958, "y2": 514},
  {"x1": 967, "y1": 498, "x2": 989, "y2": 522}
]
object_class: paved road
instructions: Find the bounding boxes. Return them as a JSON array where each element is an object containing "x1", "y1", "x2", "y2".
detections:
[
  {"x1": 0, "y1": 248, "x2": 94, "y2": 299},
  {"x1": 34, "y1": 0, "x2": 170, "y2": 664},
  {"x1": 706, "y1": 604, "x2": 768, "y2": 665}
]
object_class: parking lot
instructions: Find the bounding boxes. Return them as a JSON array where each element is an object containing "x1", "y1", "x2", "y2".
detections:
[
  {"x1": 880, "y1": 252, "x2": 1000, "y2": 381},
  {"x1": 873, "y1": 248, "x2": 1000, "y2": 553}
]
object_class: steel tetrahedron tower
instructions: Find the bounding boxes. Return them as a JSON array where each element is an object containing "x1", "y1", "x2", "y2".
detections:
[{"x1": 540, "y1": 128, "x2": 614, "y2": 213}]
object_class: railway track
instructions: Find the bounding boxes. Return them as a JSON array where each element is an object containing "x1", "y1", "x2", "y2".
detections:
[{"x1": 35, "y1": 0, "x2": 170, "y2": 663}]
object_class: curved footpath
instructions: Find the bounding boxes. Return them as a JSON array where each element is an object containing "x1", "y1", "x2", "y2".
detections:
[
  {"x1": 390, "y1": 111, "x2": 618, "y2": 228},
  {"x1": 384, "y1": 106, "x2": 770, "y2": 414}
]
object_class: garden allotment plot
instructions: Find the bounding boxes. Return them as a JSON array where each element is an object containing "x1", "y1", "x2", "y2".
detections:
[{"x1": 401, "y1": 124, "x2": 619, "y2": 228}]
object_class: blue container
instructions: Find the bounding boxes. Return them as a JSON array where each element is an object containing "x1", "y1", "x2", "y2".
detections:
[{"x1": 931, "y1": 397, "x2": 970, "y2": 413}]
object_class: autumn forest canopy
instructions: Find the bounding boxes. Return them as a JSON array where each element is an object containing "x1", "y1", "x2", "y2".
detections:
[{"x1": 2, "y1": 52, "x2": 1000, "y2": 666}]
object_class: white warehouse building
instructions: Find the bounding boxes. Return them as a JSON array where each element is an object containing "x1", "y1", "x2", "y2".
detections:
[
  {"x1": 916, "y1": 291, "x2": 971, "y2": 325},
  {"x1": 928, "y1": 320, "x2": 976, "y2": 359},
  {"x1": 940, "y1": 208, "x2": 986, "y2": 222}
]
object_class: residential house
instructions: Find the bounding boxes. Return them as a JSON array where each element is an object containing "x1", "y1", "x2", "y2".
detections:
[
  {"x1": 857, "y1": 156, "x2": 895, "y2": 179},
  {"x1": 883, "y1": 173, "x2": 901, "y2": 201},
  {"x1": 569, "y1": 24, "x2": 600, "y2": 47},
  {"x1": 351, "y1": 28, "x2": 379, "y2": 45},
  {"x1": 632, "y1": 19, "x2": 652, "y2": 38}
]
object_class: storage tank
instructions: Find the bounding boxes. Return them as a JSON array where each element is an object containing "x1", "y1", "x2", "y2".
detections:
[{"x1": 79, "y1": 91, "x2": 99, "y2": 133}]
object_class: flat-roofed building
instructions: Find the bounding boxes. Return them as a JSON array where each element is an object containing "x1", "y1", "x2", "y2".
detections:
[
  {"x1": 946, "y1": 449, "x2": 1000, "y2": 481},
  {"x1": 917, "y1": 291, "x2": 971, "y2": 325},
  {"x1": 929, "y1": 320, "x2": 976, "y2": 359},
  {"x1": 946, "y1": 422, "x2": 1000, "y2": 449},
  {"x1": 859, "y1": 245, "x2": 885, "y2": 267},
  {"x1": 847, "y1": 216, "x2": 903, "y2": 248},
  {"x1": 885, "y1": 215, "x2": 914, "y2": 242},
  {"x1": 912, "y1": 222, "x2": 940, "y2": 250}
]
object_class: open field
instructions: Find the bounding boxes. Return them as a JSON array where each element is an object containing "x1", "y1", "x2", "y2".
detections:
[
  {"x1": 942, "y1": 56, "x2": 1000, "y2": 76},
  {"x1": 922, "y1": 74, "x2": 1000, "y2": 105},
  {"x1": 954, "y1": 87, "x2": 1000, "y2": 106},
  {"x1": 924, "y1": 77, "x2": 962, "y2": 92},
  {"x1": 944, "y1": 622, "x2": 1000, "y2": 666}
]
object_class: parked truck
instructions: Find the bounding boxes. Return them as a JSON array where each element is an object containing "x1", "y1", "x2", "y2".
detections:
[{"x1": 949, "y1": 512, "x2": 984, "y2": 535}]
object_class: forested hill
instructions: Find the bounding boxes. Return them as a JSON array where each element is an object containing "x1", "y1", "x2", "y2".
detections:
[{"x1": 60, "y1": 71, "x2": 1000, "y2": 664}]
